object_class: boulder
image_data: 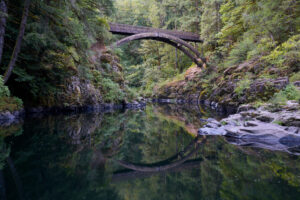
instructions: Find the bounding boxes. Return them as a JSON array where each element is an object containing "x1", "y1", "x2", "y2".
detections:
[{"x1": 198, "y1": 102, "x2": 300, "y2": 155}]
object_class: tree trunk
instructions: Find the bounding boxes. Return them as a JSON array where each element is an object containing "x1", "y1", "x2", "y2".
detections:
[
  {"x1": 175, "y1": 20, "x2": 178, "y2": 69},
  {"x1": 0, "y1": 0, "x2": 7, "y2": 64},
  {"x1": 3, "y1": 0, "x2": 31, "y2": 84}
]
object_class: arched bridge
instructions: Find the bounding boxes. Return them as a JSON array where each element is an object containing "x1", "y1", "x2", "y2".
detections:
[{"x1": 109, "y1": 23, "x2": 206, "y2": 68}]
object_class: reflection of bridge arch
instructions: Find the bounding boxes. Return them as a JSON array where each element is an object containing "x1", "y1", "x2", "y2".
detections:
[{"x1": 114, "y1": 136, "x2": 205, "y2": 172}]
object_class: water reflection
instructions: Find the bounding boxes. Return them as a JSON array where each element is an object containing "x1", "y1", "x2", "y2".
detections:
[{"x1": 1, "y1": 104, "x2": 300, "y2": 200}]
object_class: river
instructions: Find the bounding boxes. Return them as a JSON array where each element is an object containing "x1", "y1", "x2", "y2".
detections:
[{"x1": 2, "y1": 103, "x2": 300, "y2": 200}]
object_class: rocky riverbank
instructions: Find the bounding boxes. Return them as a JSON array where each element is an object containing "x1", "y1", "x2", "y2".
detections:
[
  {"x1": 0, "y1": 101, "x2": 146, "y2": 126},
  {"x1": 154, "y1": 58, "x2": 300, "y2": 108},
  {"x1": 198, "y1": 101, "x2": 300, "y2": 155}
]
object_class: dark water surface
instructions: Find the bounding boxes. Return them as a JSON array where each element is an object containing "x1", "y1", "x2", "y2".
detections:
[{"x1": 2, "y1": 104, "x2": 300, "y2": 200}]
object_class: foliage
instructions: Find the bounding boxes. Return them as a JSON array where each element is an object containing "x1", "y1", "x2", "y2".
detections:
[
  {"x1": 263, "y1": 34, "x2": 300, "y2": 70},
  {"x1": 100, "y1": 77, "x2": 125, "y2": 103},
  {"x1": 2, "y1": 0, "x2": 119, "y2": 106},
  {"x1": 269, "y1": 84, "x2": 300, "y2": 106},
  {"x1": 234, "y1": 77, "x2": 251, "y2": 96},
  {"x1": 225, "y1": 37, "x2": 255, "y2": 67},
  {"x1": 290, "y1": 72, "x2": 300, "y2": 83},
  {"x1": 2, "y1": 0, "x2": 300, "y2": 106},
  {"x1": 0, "y1": 76, "x2": 9, "y2": 97},
  {"x1": 0, "y1": 76, "x2": 23, "y2": 111}
]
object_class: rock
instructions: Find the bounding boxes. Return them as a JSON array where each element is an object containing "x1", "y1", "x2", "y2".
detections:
[
  {"x1": 198, "y1": 101, "x2": 300, "y2": 155},
  {"x1": 125, "y1": 101, "x2": 146, "y2": 109},
  {"x1": 237, "y1": 104, "x2": 256, "y2": 112},
  {"x1": 279, "y1": 135, "x2": 300, "y2": 148},
  {"x1": 244, "y1": 121, "x2": 259, "y2": 127},
  {"x1": 0, "y1": 109, "x2": 25, "y2": 126},
  {"x1": 256, "y1": 115, "x2": 274, "y2": 123},
  {"x1": 0, "y1": 111, "x2": 15, "y2": 121},
  {"x1": 284, "y1": 126, "x2": 300, "y2": 134},
  {"x1": 198, "y1": 127, "x2": 227, "y2": 136},
  {"x1": 293, "y1": 81, "x2": 300, "y2": 87}
]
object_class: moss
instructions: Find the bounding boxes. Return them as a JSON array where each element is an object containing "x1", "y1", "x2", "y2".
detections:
[
  {"x1": 221, "y1": 121, "x2": 227, "y2": 125},
  {"x1": 273, "y1": 121, "x2": 284, "y2": 126},
  {"x1": 251, "y1": 100, "x2": 266, "y2": 108}
]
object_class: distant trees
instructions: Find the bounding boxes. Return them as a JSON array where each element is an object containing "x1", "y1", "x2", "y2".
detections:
[{"x1": 114, "y1": 0, "x2": 300, "y2": 97}]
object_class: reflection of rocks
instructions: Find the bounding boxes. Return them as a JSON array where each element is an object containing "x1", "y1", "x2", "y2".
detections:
[
  {"x1": 0, "y1": 110, "x2": 24, "y2": 126},
  {"x1": 153, "y1": 104, "x2": 207, "y2": 136},
  {"x1": 63, "y1": 114, "x2": 103, "y2": 145},
  {"x1": 125, "y1": 101, "x2": 146, "y2": 110},
  {"x1": 198, "y1": 102, "x2": 300, "y2": 155}
]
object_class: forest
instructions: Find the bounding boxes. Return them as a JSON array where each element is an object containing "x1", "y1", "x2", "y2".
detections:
[
  {"x1": 1, "y1": 1, "x2": 300, "y2": 199},
  {"x1": 0, "y1": 0, "x2": 299, "y2": 111}
]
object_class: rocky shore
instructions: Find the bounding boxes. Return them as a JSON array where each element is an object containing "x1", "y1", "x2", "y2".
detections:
[
  {"x1": 198, "y1": 101, "x2": 300, "y2": 155},
  {"x1": 0, "y1": 101, "x2": 146, "y2": 126}
]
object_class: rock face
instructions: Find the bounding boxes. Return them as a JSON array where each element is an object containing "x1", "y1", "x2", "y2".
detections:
[
  {"x1": 62, "y1": 76, "x2": 103, "y2": 107},
  {"x1": 154, "y1": 66, "x2": 202, "y2": 104},
  {"x1": 198, "y1": 102, "x2": 300, "y2": 155}
]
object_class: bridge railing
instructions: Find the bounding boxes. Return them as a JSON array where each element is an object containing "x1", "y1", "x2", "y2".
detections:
[{"x1": 109, "y1": 23, "x2": 202, "y2": 42}]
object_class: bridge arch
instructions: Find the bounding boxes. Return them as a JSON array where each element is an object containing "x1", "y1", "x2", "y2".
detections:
[{"x1": 111, "y1": 32, "x2": 206, "y2": 68}]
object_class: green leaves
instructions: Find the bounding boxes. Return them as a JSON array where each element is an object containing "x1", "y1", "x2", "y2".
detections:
[{"x1": 0, "y1": 76, "x2": 10, "y2": 97}]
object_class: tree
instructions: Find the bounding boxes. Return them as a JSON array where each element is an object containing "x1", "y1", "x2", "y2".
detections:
[
  {"x1": 3, "y1": 0, "x2": 31, "y2": 84},
  {"x1": 0, "y1": 0, "x2": 7, "y2": 64}
]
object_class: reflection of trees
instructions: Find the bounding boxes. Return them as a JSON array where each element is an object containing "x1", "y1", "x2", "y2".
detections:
[
  {"x1": 6, "y1": 157, "x2": 24, "y2": 200},
  {"x1": 3, "y1": 105, "x2": 300, "y2": 200},
  {"x1": 0, "y1": 170, "x2": 6, "y2": 200}
]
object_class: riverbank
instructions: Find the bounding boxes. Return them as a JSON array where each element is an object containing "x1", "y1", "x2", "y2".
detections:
[{"x1": 0, "y1": 101, "x2": 147, "y2": 126}]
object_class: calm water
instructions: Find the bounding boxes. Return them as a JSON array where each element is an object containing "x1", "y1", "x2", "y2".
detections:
[{"x1": 1, "y1": 104, "x2": 300, "y2": 200}]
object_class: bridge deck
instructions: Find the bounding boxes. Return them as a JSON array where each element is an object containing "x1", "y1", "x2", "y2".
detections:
[{"x1": 109, "y1": 23, "x2": 202, "y2": 43}]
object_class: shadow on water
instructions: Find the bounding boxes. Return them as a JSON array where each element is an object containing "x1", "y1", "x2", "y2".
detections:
[{"x1": 1, "y1": 104, "x2": 300, "y2": 200}]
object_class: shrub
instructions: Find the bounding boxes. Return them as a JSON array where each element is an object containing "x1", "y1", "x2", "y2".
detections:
[
  {"x1": 269, "y1": 84, "x2": 300, "y2": 106},
  {"x1": 0, "y1": 76, "x2": 10, "y2": 97},
  {"x1": 282, "y1": 84, "x2": 300, "y2": 100},
  {"x1": 100, "y1": 78, "x2": 125, "y2": 103},
  {"x1": 124, "y1": 86, "x2": 138, "y2": 102},
  {"x1": 269, "y1": 92, "x2": 288, "y2": 106},
  {"x1": 263, "y1": 34, "x2": 300, "y2": 69},
  {"x1": 225, "y1": 37, "x2": 256, "y2": 67},
  {"x1": 234, "y1": 78, "x2": 251, "y2": 96},
  {"x1": 290, "y1": 72, "x2": 300, "y2": 82},
  {"x1": 247, "y1": 37, "x2": 277, "y2": 59},
  {"x1": 0, "y1": 76, "x2": 23, "y2": 112}
]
